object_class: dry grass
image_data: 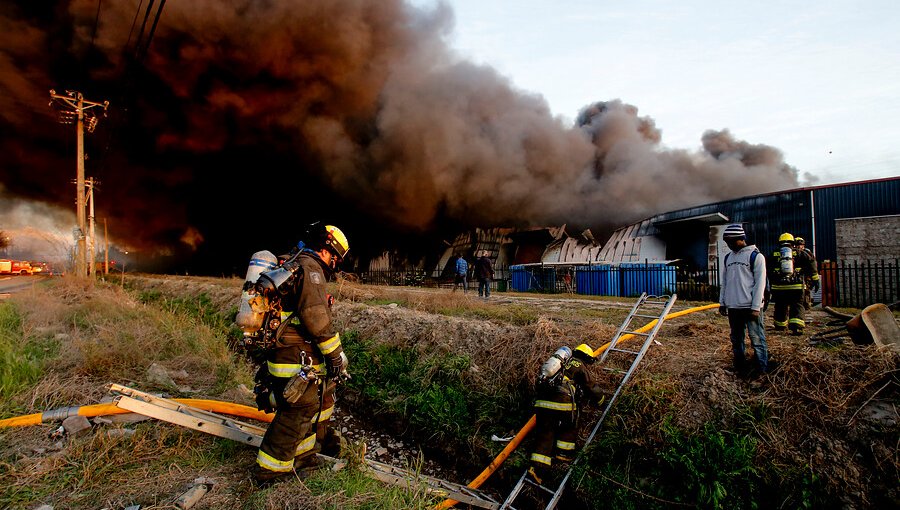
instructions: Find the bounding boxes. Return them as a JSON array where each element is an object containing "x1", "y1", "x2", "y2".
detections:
[
  {"x1": 0, "y1": 277, "x2": 257, "y2": 508},
  {"x1": 6, "y1": 275, "x2": 896, "y2": 508}
]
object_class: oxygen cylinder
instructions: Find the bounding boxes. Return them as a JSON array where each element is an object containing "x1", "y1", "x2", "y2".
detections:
[
  {"x1": 779, "y1": 245, "x2": 794, "y2": 274},
  {"x1": 539, "y1": 346, "x2": 573, "y2": 384},
  {"x1": 236, "y1": 250, "x2": 278, "y2": 335}
]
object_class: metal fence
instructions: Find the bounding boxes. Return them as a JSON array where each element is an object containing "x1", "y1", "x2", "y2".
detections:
[
  {"x1": 820, "y1": 259, "x2": 899, "y2": 308},
  {"x1": 358, "y1": 267, "x2": 512, "y2": 292},
  {"x1": 356, "y1": 258, "x2": 899, "y2": 308}
]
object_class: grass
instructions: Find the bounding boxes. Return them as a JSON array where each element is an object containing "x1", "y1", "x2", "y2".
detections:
[
  {"x1": 0, "y1": 424, "x2": 256, "y2": 508},
  {"x1": 343, "y1": 331, "x2": 529, "y2": 445},
  {"x1": 4, "y1": 276, "x2": 892, "y2": 509},
  {"x1": 0, "y1": 302, "x2": 60, "y2": 416},
  {"x1": 243, "y1": 459, "x2": 441, "y2": 510}
]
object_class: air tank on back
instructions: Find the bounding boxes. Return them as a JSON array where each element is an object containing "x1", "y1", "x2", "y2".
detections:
[
  {"x1": 779, "y1": 245, "x2": 794, "y2": 274},
  {"x1": 235, "y1": 250, "x2": 278, "y2": 336},
  {"x1": 538, "y1": 346, "x2": 573, "y2": 385}
]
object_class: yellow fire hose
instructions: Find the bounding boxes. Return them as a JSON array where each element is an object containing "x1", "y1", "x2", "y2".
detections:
[
  {"x1": 0, "y1": 399, "x2": 273, "y2": 429},
  {"x1": 435, "y1": 302, "x2": 718, "y2": 509}
]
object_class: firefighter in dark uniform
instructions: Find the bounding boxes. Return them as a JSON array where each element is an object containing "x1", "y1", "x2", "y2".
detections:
[
  {"x1": 771, "y1": 232, "x2": 815, "y2": 334},
  {"x1": 251, "y1": 224, "x2": 350, "y2": 485},
  {"x1": 528, "y1": 343, "x2": 604, "y2": 484},
  {"x1": 793, "y1": 237, "x2": 820, "y2": 309}
]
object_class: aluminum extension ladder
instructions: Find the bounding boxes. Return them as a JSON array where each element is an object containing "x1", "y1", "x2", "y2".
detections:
[
  {"x1": 499, "y1": 293, "x2": 678, "y2": 510},
  {"x1": 108, "y1": 384, "x2": 501, "y2": 509}
]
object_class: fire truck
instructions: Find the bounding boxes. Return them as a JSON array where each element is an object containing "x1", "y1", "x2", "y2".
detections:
[{"x1": 0, "y1": 259, "x2": 34, "y2": 275}]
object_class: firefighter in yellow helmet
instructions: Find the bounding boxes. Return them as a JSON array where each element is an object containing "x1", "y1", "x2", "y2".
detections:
[
  {"x1": 793, "y1": 237, "x2": 820, "y2": 310},
  {"x1": 251, "y1": 223, "x2": 350, "y2": 486},
  {"x1": 770, "y1": 232, "x2": 808, "y2": 334},
  {"x1": 528, "y1": 343, "x2": 604, "y2": 484}
]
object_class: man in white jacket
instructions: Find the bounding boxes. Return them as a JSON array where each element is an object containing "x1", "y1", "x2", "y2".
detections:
[{"x1": 719, "y1": 223, "x2": 770, "y2": 375}]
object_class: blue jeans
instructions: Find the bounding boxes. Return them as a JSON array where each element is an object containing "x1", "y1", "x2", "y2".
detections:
[
  {"x1": 478, "y1": 279, "x2": 491, "y2": 298},
  {"x1": 727, "y1": 308, "x2": 768, "y2": 371}
]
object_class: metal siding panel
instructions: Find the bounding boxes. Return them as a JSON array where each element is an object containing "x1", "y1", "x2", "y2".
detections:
[{"x1": 813, "y1": 179, "x2": 900, "y2": 261}]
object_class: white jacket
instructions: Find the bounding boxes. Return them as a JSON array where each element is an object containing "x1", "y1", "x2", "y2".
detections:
[{"x1": 719, "y1": 244, "x2": 766, "y2": 311}]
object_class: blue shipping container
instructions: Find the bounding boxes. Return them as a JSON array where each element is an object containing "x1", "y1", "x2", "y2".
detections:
[
  {"x1": 618, "y1": 263, "x2": 676, "y2": 297},
  {"x1": 575, "y1": 265, "x2": 619, "y2": 296}
]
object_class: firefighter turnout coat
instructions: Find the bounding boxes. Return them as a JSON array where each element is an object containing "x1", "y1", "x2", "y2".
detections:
[
  {"x1": 530, "y1": 355, "x2": 604, "y2": 470},
  {"x1": 771, "y1": 247, "x2": 817, "y2": 332},
  {"x1": 256, "y1": 252, "x2": 345, "y2": 474}
]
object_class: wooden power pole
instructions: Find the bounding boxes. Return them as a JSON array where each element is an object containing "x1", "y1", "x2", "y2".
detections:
[
  {"x1": 49, "y1": 90, "x2": 108, "y2": 278},
  {"x1": 104, "y1": 218, "x2": 109, "y2": 276},
  {"x1": 86, "y1": 177, "x2": 99, "y2": 278}
]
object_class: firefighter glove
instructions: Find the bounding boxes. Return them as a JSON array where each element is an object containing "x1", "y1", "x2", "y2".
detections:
[
  {"x1": 719, "y1": 306, "x2": 728, "y2": 317},
  {"x1": 810, "y1": 280, "x2": 820, "y2": 292}
]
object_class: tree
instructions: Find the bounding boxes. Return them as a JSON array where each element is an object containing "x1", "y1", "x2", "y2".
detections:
[{"x1": 0, "y1": 231, "x2": 10, "y2": 254}]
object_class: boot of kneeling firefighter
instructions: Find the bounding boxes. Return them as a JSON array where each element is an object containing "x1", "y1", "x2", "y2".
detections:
[{"x1": 528, "y1": 343, "x2": 604, "y2": 483}]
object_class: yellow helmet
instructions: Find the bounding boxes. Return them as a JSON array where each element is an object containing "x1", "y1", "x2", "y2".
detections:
[
  {"x1": 325, "y1": 225, "x2": 350, "y2": 259},
  {"x1": 794, "y1": 236, "x2": 805, "y2": 245},
  {"x1": 574, "y1": 343, "x2": 596, "y2": 360},
  {"x1": 778, "y1": 232, "x2": 794, "y2": 244}
]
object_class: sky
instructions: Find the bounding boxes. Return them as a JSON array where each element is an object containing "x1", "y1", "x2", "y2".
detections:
[{"x1": 414, "y1": 0, "x2": 900, "y2": 185}]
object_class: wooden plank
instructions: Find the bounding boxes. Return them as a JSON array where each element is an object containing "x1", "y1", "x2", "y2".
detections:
[{"x1": 115, "y1": 396, "x2": 264, "y2": 446}]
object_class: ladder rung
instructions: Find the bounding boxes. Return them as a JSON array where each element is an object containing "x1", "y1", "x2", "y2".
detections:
[
  {"x1": 609, "y1": 347, "x2": 640, "y2": 356},
  {"x1": 633, "y1": 314, "x2": 661, "y2": 319},
  {"x1": 621, "y1": 330, "x2": 650, "y2": 336},
  {"x1": 523, "y1": 478, "x2": 556, "y2": 495},
  {"x1": 603, "y1": 367, "x2": 627, "y2": 374}
]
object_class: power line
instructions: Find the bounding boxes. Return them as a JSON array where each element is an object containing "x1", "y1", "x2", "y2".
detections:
[
  {"x1": 89, "y1": 0, "x2": 103, "y2": 51},
  {"x1": 125, "y1": 0, "x2": 145, "y2": 50},
  {"x1": 133, "y1": 0, "x2": 157, "y2": 60}
]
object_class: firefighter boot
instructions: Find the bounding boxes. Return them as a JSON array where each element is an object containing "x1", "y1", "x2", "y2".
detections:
[
  {"x1": 251, "y1": 464, "x2": 293, "y2": 488},
  {"x1": 293, "y1": 453, "x2": 324, "y2": 479}
]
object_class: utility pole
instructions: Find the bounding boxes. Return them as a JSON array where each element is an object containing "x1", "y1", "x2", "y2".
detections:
[
  {"x1": 49, "y1": 90, "x2": 109, "y2": 278},
  {"x1": 86, "y1": 177, "x2": 99, "y2": 278},
  {"x1": 104, "y1": 218, "x2": 109, "y2": 276}
]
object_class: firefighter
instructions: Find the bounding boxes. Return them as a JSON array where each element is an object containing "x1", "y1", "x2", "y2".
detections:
[
  {"x1": 251, "y1": 224, "x2": 350, "y2": 485},
  {"x1": 528, "y1": 343, "x2": 604, "y2": 484},
  {"x1": 771, "y1": 233, "x2": 807, "y2": 334},
  {"x1": 793, "y1": 237, "x2": 820, "y2": 309}
]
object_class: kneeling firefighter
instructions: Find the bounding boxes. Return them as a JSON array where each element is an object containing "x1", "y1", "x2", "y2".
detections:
[
  {"x1": 528, "y1": 344, "x2": 604, "y2": 484},
  {"x1": 243, "y1": 223, "x2": 351, "y2": 485}
]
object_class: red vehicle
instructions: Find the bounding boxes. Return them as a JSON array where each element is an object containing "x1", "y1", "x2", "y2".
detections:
[
  {"x1": 0, "y1": 259, "x2": 10, "y2": 274},
  {"x1": 30, "y1": 262, "x2": 49, "y2": 274},
  {"x1": 11, "y1": 260, "x2": 33, "y2": 275}
]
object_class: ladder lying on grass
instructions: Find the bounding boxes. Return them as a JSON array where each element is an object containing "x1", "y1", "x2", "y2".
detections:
[
  {"x1": 109, "y1": 384, "x2": 501, "y2": 509},
  {"x1": 499, "y1": 293, "x2": 678, "y2": 510}
]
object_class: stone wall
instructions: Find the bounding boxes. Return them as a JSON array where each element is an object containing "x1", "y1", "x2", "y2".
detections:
[{"x1": 835, "y1": 215, "x2": 900, "y2": 262}]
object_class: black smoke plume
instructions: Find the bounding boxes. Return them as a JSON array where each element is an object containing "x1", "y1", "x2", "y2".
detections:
[{"x1": 0, "y1": 1, "x2": 798, "y2": 272}]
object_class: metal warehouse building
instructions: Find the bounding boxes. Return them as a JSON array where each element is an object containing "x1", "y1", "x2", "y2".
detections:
[{"x1": 599, "y1": 176, "x2": 900, "y2": 271}]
